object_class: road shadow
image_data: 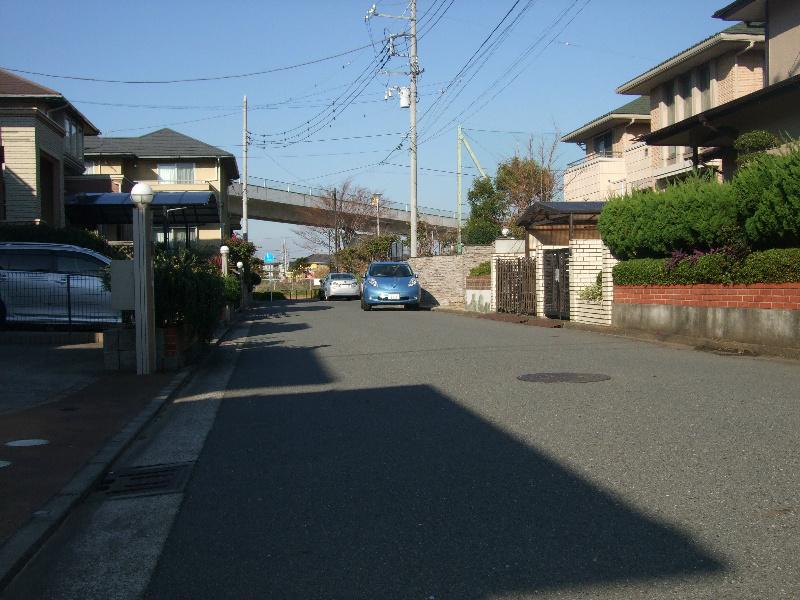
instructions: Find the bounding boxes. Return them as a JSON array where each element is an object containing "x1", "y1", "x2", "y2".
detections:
[{"x1": 147, "y1": 384, "x2": 723, "y2": 599}]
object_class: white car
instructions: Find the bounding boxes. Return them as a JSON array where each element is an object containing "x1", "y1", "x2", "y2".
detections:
[
  {"x1": 321, "y1": 272, "x2": 360, "y2": 300},
  {"x1": 0, "y1": 242, "x2": 121, "y2": 326}
]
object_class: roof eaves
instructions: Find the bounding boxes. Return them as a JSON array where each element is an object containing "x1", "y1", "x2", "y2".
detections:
[
  {"x1": 616, "y1": 30, "x2": 764, "y2": 95},
  {"x1": 562, "y1": 113, "x2": 650, "y2": 143},
  {"x1": 713, "y1": 0, "x2": 765, "y2": 21}
]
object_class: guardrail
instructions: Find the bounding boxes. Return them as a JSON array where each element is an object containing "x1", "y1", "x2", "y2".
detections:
[
  {"x1": 565, "y1": 151, "x2": 624, "y2": 169},
  {"x1": 244, "y1": 177, "x2": 464, "y2": 220}
]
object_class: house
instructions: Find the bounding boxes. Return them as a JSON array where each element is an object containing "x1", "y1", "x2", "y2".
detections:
[
  {"x1": 561, "y1": 96, "x2": 651, "y2": 201},
  {"x1": 642, "y1": 0, "x2": 800, "y2": 173},
  {"x1": 306, "y1": 253, "x2": 330, "y2": 278},
  {"x1": 617, "y1": 22, "x2": 766, "y2": 182},
  {"x1": 70, "y1": 128, "x2": 239, "y2": 246},
  {"x1": 0, "y1": 68, "x2": 99, "y2": 226}
]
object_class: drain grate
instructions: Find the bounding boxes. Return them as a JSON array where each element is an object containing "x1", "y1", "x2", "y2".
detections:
[
  {"x1": 518, "y1": 372, "x2": 611, "y2": 383},
  {"x1": 98, "y1": 462, "x2": 193, "y2": 499}
]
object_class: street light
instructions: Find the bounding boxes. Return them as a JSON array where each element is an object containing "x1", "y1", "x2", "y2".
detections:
[{"x1": 130, "y1": 182, "x2": 155, "y2": 375}]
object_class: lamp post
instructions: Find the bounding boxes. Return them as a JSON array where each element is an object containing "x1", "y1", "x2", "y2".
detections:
[
  {"x1": 236, "y1": 261, "x2": 245, "y2": 310},
  {"x1": 220, "y1": 245, "x2": 230, "y2": 320},
  {"x1": 131, "y1": 182, "x2": 155, "y2": 375}
]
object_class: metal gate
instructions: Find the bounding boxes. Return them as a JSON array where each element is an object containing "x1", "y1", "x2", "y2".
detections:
[
  {"x1": 495, "y1": 257, "x2": 536, "y2": 315},
  {"x1": 543, "y1": 249, "x2": 570, "y2": 320}
]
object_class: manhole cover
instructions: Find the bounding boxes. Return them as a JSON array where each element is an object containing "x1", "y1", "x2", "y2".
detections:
[
  {"x1": 517, "y1": 372, "x2": 611, "y2": 383},
  {"x1": 0, "y1": 460, "x2": 11, "y2": 469},
  {"x1": 5, "y1": 439, "x2": 49, "y2": 447},
  {"x1": 98, "y1": 462, "x2": 193, "y2": 499}
]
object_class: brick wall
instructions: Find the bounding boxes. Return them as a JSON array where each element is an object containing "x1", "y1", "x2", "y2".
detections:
[
  {"x1": 569, "y1": 239, "x2": 617, "y2": 326},
  {"x1": 408, "y1": 245, "x2": 493, "y2": 307},
  {"x1": 615, "y1": 284, "x2": 800, "y2": 309},
  {"x1": 465, "y1": 275, "x2": 490, "y2": 290}
]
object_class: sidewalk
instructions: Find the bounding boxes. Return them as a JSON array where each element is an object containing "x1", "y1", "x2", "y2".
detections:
[{"x1": 0, "y1": 316, "x2": 239, "y2": 590}]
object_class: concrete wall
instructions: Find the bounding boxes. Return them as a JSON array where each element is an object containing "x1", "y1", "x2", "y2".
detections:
[
  {"x1": 407, "y1": 245, "x2": 493, "y2": 308},
  {"x1": 568, "y1": 239, "x2": 617, "y2": 326},
  {"x1": 563, "y1": 155, "x2": 626, "y2": 202},
  {"x1": 614, "y1": 283, "x2": 800, "y2": 349}
]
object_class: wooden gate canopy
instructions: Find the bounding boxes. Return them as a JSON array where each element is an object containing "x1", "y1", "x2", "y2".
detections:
[
  {"x1": 516, "y1": 201, "x2": 606, "y2": 229},
  {"x1": 517, "y1": 201, "x2": 606, "y2": 245}
]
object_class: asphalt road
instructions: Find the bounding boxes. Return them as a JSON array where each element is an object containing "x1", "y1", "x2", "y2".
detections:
[
  {"x1": 144, "y1": 300, "x2": 798, "y2": 599},
  {"x1": 5, "y1": 300, "x2": 798, "y2": 599}
]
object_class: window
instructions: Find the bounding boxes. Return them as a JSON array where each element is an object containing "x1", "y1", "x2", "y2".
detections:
[
  {"x1": 63, "y1": 116, "x2": 83, "y2": 158},
  {"x1": 55, "y1": 252, "x2": 105, "y2": 274},
  {"x1": 369, "y1": 264, "x2": 413, "y2": 277},
  {"x1": 679, "y1": 73, "x2": 693, "y2": 119},
  {"x1": 593, "y1": 131, "x2": 613, "y2": 156},
  {"x1": 698, "y1": 64, "x2": 712, "y2": 111},
  {"x1": 157, "y1": 163, "x2": 195, "y2": 184},
  {"x1": 664, "y1": 81, "x2": 676, "y2": 126},
  {"x1": 84, "y1": 161, "x2": 97, "y2": 175},
  {"x1": 0, "y1": 250, "x2": 53, "y2": 271}
]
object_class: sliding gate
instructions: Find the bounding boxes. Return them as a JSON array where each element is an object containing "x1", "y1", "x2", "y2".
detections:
[{"x1": 495, "y1": 257, "x2": 536, "y2": 315}]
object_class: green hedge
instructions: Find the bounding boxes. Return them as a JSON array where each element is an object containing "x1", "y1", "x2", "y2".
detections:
[
  {"x1": 598, "y1": 175, "x2": 740, "y2": 259},
  {"x1": 469, "y1": 261, "x2": 491, "y2": 276},
  {"x1": 613, "y1": 248, "x2": 800, "y2": 285},
  {"x1": 0, "y1": 224, "x2": 125, "y2": 259},
  {"x1": 153, "y1": 249, "x2": 225, "y2": 342},
  {"x1": 598, "y1": 146, "x2": 800, "y2": 259}
]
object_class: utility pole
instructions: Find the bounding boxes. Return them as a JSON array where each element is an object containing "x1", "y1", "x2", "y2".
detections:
[
  {"x1": 242, "y1": 95, "x2": 248, "y2": 240},
  {"x1": 409, "y1": 0, "x2": 418, "y2": 257},
  {"x1": 368, "y1": 1, "x2": 419, "y2": 257},
  {"x1": 457, "y1": 125, "x2": 463, "y2": 253}
]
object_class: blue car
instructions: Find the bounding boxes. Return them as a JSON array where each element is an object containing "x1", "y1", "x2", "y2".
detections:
[{"x1": 360, "y1": 261, "x2": 420, "y2": 311}]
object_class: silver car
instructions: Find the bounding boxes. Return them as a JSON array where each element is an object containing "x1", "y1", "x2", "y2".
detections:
[
  {"x1": 0, "y1": 242, "x2": 120, "y2": 326},
  {"x1": 322, "y1": 272, "x2": 360, "y2": 300}
]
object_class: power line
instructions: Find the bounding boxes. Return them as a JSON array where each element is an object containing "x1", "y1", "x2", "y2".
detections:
[{"x1": 0, "y1": 43, "x2": 378, "y2": 84}]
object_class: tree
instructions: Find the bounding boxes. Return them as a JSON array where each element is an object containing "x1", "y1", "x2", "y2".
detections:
[
  {"x1": 461, "y1": 177, "x2": 506, "y2": 245},
  {"x1": 292, "y1": 179, "x2": 378, "y2": 256},
  {"x1": 222, "y1": 234, "x2": 263, "y2": 289},
  {"x1": 495, "y1": 134, "x2": 560, "y2": 226},
  {"x1": 289, "y1": 256, "x2": 311, "y2": 279}
]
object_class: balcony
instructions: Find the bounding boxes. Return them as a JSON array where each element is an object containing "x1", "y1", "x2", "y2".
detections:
[{"x1": 563, "y1": 151, "x2": 626, "y2": 202}]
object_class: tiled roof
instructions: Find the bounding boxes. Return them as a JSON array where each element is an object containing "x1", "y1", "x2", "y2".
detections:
[
  {"x1": 0, "y1": 68, "x2": 61, "y2": 97},
  {"x1": 85, "y1": 128, "x2": 234, "y2": 159}
]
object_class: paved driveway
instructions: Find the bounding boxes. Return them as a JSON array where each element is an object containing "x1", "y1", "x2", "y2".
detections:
[{"x1": 145, "y1": 301, "x2": 798, "y2": 599}]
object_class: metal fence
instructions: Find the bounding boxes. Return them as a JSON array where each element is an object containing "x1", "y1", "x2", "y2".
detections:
[
  {"x1": 495, "y1": 257, "x2": 536, "y2": 315},
  {"x1": 0, "y1": 271, "x2": 120, "y2": 329}
]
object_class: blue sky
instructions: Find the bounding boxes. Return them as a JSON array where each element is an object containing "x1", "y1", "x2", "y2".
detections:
[{"x1": 2, "y1": 0, "x2": 732, "y2": 259}]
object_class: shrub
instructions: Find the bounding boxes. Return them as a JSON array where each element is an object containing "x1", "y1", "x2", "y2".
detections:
[
  {"x1": 732, "y1": 147, "x2": 800, "y2": 249},
  {"x1": 0, "y1": 224, "x2": 125, "y2": 259},
  {"x1": 578, "y1": 271, "x2": 603, "y2": 301},
  {"x1": 734, "y1": 130, "x2": 780, "y2": 166},
  {"x1": 223, "y1": 275, "x2": 242, "y2": 306},
  {"x1": 153, "y1": 249, "x2": 225, "y2": 342},
  {"x1": 469, "y1": 261, "x2": 491, "y2": 277},
  {"x1": 612, "y1": 248, "x2": 800, "y2": 285},
  {"x1": 598, "y1": 174, "x2": 740, "y2": 259}
]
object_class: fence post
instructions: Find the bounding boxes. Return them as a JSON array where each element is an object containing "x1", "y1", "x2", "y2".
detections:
[{"x1": 66, "y1": 274, "x2": 72, "y2": 331}]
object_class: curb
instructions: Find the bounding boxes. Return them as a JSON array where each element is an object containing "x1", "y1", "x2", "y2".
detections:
[{"x1": 0, "y1": 315, "x2": 241, "y2": 591}]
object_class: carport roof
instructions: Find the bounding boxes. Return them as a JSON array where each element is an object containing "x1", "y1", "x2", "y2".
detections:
[
  {"x1": 65, "y1": 191, "x2": 219, "y2": 226},
  {"x1": 517, "y1": 201, "x2": 606, "y2": 228}
]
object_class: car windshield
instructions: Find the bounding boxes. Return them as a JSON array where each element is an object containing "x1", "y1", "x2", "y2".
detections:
[
  {"x1": 330, "y1": 273, "x2": 355, "y2": 281},
  {"x1": 369, "y1": 264, "x2": 413, "y2": 277}
]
